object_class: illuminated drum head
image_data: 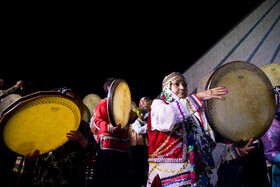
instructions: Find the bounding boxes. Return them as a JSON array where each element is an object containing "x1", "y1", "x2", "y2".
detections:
[
  {"x1": 0, "y1": 91, "x2": 81, "y2": 155},
  {"x1": 204, "y1": 61, "x2": 275, "y2": 143},
  {"x1": 107, "y1": 79, "x2": 131, "y2": 128},
  {"x1": 260, "y1": 63, "x2": 280, "y2": 87},
  {"x1": 83, "y1": 94, "x2": 102, "y2": 116}
]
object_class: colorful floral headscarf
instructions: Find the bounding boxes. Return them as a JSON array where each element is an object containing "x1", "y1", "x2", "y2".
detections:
[
  {"x1": 139, "y1": 97, "x2": 146, "y2": 108},
  {"x1": 161, "y1": 72, "x2": 186, "y2": 103},
  {"x1": 139, "y1": 97, "x2": 152, "y2": 111}
]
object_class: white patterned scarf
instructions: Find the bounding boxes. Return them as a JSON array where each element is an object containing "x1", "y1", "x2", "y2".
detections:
[{"x1": 160, "y1": 72, "x2": 185, "y2": 103}]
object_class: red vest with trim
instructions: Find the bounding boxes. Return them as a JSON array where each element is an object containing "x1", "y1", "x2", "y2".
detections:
[
  {"x1": 148, "y1": 100, "x2": 187, "y2": 163},
  {"x1": 94, "y1": 99, "x2": 129, "y2": 152}
]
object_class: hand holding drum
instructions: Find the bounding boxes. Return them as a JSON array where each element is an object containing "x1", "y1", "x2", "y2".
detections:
[{"x1": 196, "y1": 86, "x2": 228, "y2": 101}]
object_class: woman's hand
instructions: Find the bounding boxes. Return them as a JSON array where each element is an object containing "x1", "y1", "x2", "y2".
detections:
[
  {"x1": 113, "y1": 124, "x2": 122, "y2": 132},
  {"x1": 196, "y1": 87, "x2": 228, "y2": 101},
  {"x1": 67, "y1": 130, "x2": 88, "y2": 150}
]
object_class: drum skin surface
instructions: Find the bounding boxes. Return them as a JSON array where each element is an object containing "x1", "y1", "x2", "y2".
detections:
[
  {"x1": 203, "y1": 61, "x2": 276, "y2": 143},
  {"x1": 0, "y1": 91, "x2": 81, "y2": 155},
  {"x1": 83, "y1": 94, "x2": 102, "y2": 116},
  {"x1": 75, "y1": 95, "x2": 91, "y2": 123},
  {"x1": 197, "y1": 71, "x2": 214, "y2": 93},
  {"x1": 107, "y1": 79, "x2": 131, "y2": 128},
  {"x1": 260, "y1": 63, "x2": 280, "y2": 87},
  {"x1": 0, "y1": 94, "x2": 22, "y2": 115}
]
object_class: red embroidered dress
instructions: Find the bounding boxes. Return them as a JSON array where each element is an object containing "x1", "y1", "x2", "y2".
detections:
[
  {"x1": 147, "y1": 94, "x2": 240, "y2": 187},
  {"x1": 148, "y1": 94, "x2": 203, "y2": 163},
  {"x1": 147, "y1": 72, "x2": 240, "y2": 186},
  {"x1": 94, "y1": 99, "x2": 129, "y2": 152}
]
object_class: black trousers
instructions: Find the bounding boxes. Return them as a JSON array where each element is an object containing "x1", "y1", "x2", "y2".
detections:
[
  {"x1": 95, "y1": 149, "x2": 129, "y2": 187},
  {"x1": 217, "y1": 143, "x2": 268, "y2": 187},
  {"x1": 130, "y1": 145, "x2": 148, "y2": 187}
]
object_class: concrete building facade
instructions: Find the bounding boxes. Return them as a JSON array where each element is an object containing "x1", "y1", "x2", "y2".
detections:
[{"x1": 184, "y1": 0, "x2": 280, "y2": 94}]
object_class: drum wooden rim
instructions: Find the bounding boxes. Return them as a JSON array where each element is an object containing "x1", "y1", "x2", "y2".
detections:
[{"x1": 0, "y1": 94, "x2": 22, "y2": 115}]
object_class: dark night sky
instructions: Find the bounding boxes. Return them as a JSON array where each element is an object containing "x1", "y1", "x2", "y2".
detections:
[{"x1": 1, "y1": 1, "x2": 263, "y2": 103}]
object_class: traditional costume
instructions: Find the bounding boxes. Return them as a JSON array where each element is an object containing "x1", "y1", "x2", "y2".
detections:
[
  {"x1": 30, "y1": 120, "x2": 96, "y2": 186},
  {"x1": 15, "y1": 87, "x2": 97, "y2": 186},
  {"x1": 94, "y1": 92, "x2": 130, "y2": 186},
  {"x1": 139, "y1": 96, "x2": 152, "y2": 122},
  {"x1": 147, "y1": 72, "x2": 241, "y2": 187},
  {"x1": 129, "y1": 107, "x2": 149, "y2": 187},
  {"x1": 94, "y1": 99, "x2": 129, "y2": 152},
  {"x1": 130, "y1": 107, "x2": 148, "y2": 146},
  {"x1": 261, "y1": 86, "x2": 280, "y2": 187}
]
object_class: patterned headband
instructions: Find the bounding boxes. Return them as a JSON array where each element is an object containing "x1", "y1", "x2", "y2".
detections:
[{"x1": 162, "y1": 72, "x2": 186, "y2": 89}]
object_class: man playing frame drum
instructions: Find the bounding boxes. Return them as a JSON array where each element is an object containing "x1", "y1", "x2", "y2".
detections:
[{"x1": 94, "y1": 78, "x2": 137, "y2": 187}]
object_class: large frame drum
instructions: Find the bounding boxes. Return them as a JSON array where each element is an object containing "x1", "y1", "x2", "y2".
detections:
[
  {"x1": 107, "y1": 79, "x2": 131, "y2": 128},
  {"x1": 200, "y1": 61, "x2": 275, "y2": 143},
  {"x1": 0, "y1": 91, "x2": 81, "y2": 155},
  {"x1": 83, "y1": 94, "x2": 102, "y2": 116}
]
